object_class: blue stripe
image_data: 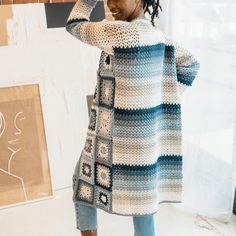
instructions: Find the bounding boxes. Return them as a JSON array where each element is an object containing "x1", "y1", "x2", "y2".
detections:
[
  {"x1": 114, "y1": 43, "x2": 166, "y2": 53},
  {"x1": 113, "y1": 43, "x2": 166, "y2": 60},
  {"x1": 66, "y1": 18, "x2": 88, "y2": 26},
  {"x1": 113, "y1": 155, "x2": 182, "y2": 172},
  {"x1": 177, "y1": 75, "x2": 196, "y2": 86},
  {"x1": 114, "y1": 113, "x2": 182, "y2": 138},
  {"x1": 114, "y1": 103, "x2": 181, "y2": 120},
  {"x1": 157, "y1": 155, "x2": 183, "y2": 165},
  {"x1": 113, "y1": 161, "x2": 157, "y2": 172}
]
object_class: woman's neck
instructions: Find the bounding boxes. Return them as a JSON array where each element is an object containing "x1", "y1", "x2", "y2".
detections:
[{"x1": 127, "y1": 1, "x2": 145, "y2": 22}]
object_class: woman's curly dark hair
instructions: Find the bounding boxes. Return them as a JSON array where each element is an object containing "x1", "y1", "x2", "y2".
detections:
[{"x1": 142, "y1": 0, "x2": 162, "y2": 26}]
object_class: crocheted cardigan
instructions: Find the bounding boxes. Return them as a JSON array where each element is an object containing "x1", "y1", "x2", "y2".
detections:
[{"x1": 65, "y1": 0, "x2": 200, "y2": 216}]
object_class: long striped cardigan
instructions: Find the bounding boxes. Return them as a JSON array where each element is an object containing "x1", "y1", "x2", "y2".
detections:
[{"x1": 65, "y1": 0, "x2": 200, "y2": 216}]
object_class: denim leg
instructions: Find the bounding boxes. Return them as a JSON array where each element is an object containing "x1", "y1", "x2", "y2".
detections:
[
  {"x1": 74, "y1": 202, "x2": 98, "y2": 231},
  {"x1": 132, "y1": 213, "x2": 156, "y2": 236}
]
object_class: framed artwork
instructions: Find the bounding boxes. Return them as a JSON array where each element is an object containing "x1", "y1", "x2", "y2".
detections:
[{"x1": 0, "y1": 83, "x2": 53, "y2": 209}]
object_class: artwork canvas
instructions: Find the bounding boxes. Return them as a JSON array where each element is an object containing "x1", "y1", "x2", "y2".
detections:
[{"x1": 0, "y1": 83, "x2": 53, "y2": 208}]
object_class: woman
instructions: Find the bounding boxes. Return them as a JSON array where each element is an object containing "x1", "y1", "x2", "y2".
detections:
[{"x1": 65, "y1": 0, "x2": 200, "y2": 235}]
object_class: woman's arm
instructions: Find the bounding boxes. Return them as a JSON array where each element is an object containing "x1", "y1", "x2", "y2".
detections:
[
  {"x1": 65, "y1": 0, "x2": 126, "y2": 53},
  {"x1": 175, "y1": 42, "x2": 201, "y2": 96},
  {"x1": 166, "y1": 37, "x2": 201, "y2": 96}
]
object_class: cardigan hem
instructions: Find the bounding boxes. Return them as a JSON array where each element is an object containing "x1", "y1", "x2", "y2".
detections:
[{"x1": 73, "y1": 199, "x2": 182, "y2": 217}]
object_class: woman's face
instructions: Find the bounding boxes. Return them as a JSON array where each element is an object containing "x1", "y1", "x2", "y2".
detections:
[{"x1": 107, "y1": 0, "x2": 144, "y2": 21}]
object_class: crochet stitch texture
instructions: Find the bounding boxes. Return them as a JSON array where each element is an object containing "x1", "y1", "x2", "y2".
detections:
[{"x1": 65, "y1": 0, "x2": 200, "y2": 216}]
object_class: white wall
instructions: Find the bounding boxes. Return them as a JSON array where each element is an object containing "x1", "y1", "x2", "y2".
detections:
[{"x1": 0, "y1": 3, "x2": 101, "y2": 192}]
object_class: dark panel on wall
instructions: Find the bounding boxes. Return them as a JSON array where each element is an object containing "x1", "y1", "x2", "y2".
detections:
[{"x1": 44, "y1": 1, "x2": 105, "y2": 28}]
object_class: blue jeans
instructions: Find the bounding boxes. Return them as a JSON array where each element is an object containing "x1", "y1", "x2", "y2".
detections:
[{"x1": 74, "y1": 202, "x2": 156, "y2": 236}]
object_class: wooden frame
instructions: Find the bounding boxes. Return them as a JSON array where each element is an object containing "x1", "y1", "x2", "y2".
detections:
[{"x1": 0, "y1": 82, "x2": 54, "y2": 209}]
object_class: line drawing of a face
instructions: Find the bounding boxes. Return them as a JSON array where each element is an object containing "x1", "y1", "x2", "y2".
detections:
[
  {"x1": 0, "y1": 111, "x2": 28, "y2": 201},
  {"x1": 0, "y1": 85, "x2": 53, "y2": 207}
]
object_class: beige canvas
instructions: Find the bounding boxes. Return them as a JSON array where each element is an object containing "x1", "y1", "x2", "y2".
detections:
[
  {"x1": 0, "y1": 84, "x2": 53, "y2": 207},
  {"x1": 0, "y1": 5, "x2": 13, "y2": 46}
]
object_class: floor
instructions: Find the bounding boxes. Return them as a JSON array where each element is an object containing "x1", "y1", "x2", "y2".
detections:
[{"x1": 0, "y1": 187, "x2": 235, "y2": 236}]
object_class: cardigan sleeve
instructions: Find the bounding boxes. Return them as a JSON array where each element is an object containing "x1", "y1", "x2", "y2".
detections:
[
  {"x1": 165, "y1": 37, "x2": 201, "y2": 96},
  {"x1": 65, "y1": 0, "x2": 120, "y2": 54},
  {"x1": 174, "y1": 41, "x2": 201, "y2": 96}
]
